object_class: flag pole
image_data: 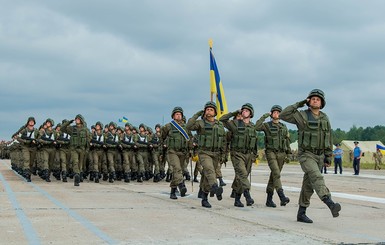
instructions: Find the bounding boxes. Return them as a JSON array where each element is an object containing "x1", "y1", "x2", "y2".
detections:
[{"x1": 209, "y1": 39, "x2": 214, "y2": 102}]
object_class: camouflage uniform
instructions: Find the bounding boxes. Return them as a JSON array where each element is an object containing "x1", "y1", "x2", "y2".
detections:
[
  {"x1": 280, "y1": 89, "x2": 341, "y2": 223},
  {"x1": 255, "y1": 105, "x2": 291, "y2": 208},
  {"x1": 187, "y1": 102, "x2": 226, "y2": 208},
  {"x1": 61, "y1": 114, "x2": 91, "y2": 186}
]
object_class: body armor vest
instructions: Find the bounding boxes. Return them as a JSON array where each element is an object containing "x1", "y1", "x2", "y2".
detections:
[
  {"x1": 166, "y1": 123, "x2": 188, "y2": 151},
  {"x1": 70, "y1": 125, "x2": 88, "y2": 147},
  {"x1": 231, "y1": 120, "x2": 258, "y2": 151},
  {"x1": 264, "y1": 121, "x2": 289, "y2": 151},
  {"x1": 298, "y1": 110, "x2": 331, "y2": 151},
  {"x1": 198, "y1": 120, "x2": 225, "y2": 151}
]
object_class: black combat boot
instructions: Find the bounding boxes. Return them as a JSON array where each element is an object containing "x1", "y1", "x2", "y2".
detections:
[
  {"x1": 23, "y1": 169, "x2": 31, "y2": 182},
  {"x1": 62, "y1": 171, "x2": 68, "y2": 182},
  {"x1": 131, "y1": 172, "x2": 137, "y2": 181},
  {"x1": 165, "y1": 173, "x2": 172, "y2": 182},
  {"x1": 201, "y1": 192, "x2": 212, "y2": 208},
  {"x1": 102, "y1": 173, "x2": 109, "y2": 181},
  {"x1": 170, "y1": 188, "x2": 178, "y2": 200},
  {"x1": 322, "y1": 196, "x2": 341, "y2": 218},
  {"x1": 297, "y1": 206, "x2": 313, "y2": 223},
  {"x1": 160, "y1": 170, "x2": 166, "y2": 180},
  {"x1": 117, "y1": 171, "x2": 123, "y2": 181},
  {"x1": 109, "y1": 172, "x2": 115, "y2": 183},
  {"x1": 193, "y1": 175, "x2": 199, "y2": 183},
  {"x1": 43, "y1": 169, "x2": 51, "y2": 182},
  {"x1": 153, "y1": 174, "x2": 160, "y2": 183},
  {"x1": 230, "y1": 189, "x2": 236, "y2": 198},
  {"x1": 243, "y1": 189, "x2": 254, "y2": 206},
  {"x1": 178, "y1": 182, "x2": 187, "y2": 197},
  {"x1": 266, "y1": 191, "x2": 277, "y2": 208},
  {"x1": 198, "y1": 188, "x2": 203, "y2": 198},
  {"x1": 79, "y1": 172, "x2": 84, "y2": 182},
  {"x1": 124, "y1": 172, "x2": 130, "y2": 183},
  {"x1": 234, "y1": 193, "x2": 244, "y2": 207},
  {"x1": 218, "y1": 177, "x2": 227, "y2": 187},
  {"x1": 277, "y1": 188, "x2": 290, "y2": 206},
  {"x1": 89, "y1": 171, "x2": 95, "y2": 181},
  {"x1": 31, "y1": 167, "x2": 37, "y2": 176},
  {"x1": 210, "y1": 184, "x2": 223, "y2": 201},
  {"x1": 74, "y1": 173, "x2": 80, "y2": 187},
  {"x1": 53, "y1": 170, "x2": 61, "y2": 181},
  {"x1": 137, "y1": 173, "x2": 143, "y2": 182},
  {"x1": 94, "y1": 172, "x2": 99, "y2": 183}
]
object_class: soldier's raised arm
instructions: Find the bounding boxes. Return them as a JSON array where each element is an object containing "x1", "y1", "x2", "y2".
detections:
[
  {"x1": 186, "y1": 110, "x2": 204, "y2": 131},
  {"x1": 254, "y1": 112, "x2": 271, "y2": 131},
  {"x1": 280, "y1": 99, "x2": 308, "y2": 127},
  {"x1": 219, "y1": 110, "x2": 239, "y2": 132}
]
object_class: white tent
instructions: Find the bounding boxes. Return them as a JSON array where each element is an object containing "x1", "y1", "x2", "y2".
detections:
[{"x1": 340, "y1": 140, "x2": 384, "y2": 164}]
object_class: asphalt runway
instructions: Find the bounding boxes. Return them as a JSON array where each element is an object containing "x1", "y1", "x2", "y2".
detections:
[{"x1": 1, "y1": 159, "x2": 384, "y2": 244}]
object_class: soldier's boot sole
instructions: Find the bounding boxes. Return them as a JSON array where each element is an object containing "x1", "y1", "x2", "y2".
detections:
[{"x1": 201, "y1": 200, "x2": 212, "y2": 208}]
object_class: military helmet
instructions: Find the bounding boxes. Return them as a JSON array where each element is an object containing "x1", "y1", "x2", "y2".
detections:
[
  {"x1": 132, "y1": 126, "x2": 138, "y2": 132},
  {"x1": 95, "y1": 121, "x2": 104, "y2": 129},
  {"x1": 270, "y1": 105, "x2": 282, "y2": 113},
  {"x1": 62, "y1": 119, "x2": 69, "y2": 124},
  {"x1": 108, "y1": 121, "x2": 117, "y2": 129},
  {"x1": 171, "y1": 106, "x2": 183, "y2": 118},
  {"x1": 45, "y1": 118, "x2": 55, "y2": 126},
  {"x1": 55, "y1": 123, "x2": 62, "y2": 129},
  {"x1": 204, "y1": 101, "x2": 217, "y2": 116},
  {"x1": 75, "y1": 114, "x2": 85, "y2": 123},
  {"x1": 27, "y1": 116, "x2": 36, "y2": 125},
  {"x1": 117, "y1": 126, "x2": 124, "y2": 132},
  {"x1": 147, "y1": 127, "x2": 153, "y2": 134},
  {"x1": 306, "y1": 89, "x2": 326, "y2": 109},
  {"x1": 155, "y1": 124, "x2": 161, "y2": 129},
  {"x1": 139, "y1": 123, "x2": 146, "y2": 130},
  {"x1": 241, "y1": 103, "x2": 254, "y2": 118},
  {"x1": 125, "y1": 122, "x2": 132, "y2": 128},
  {"x1": 91, "y1": 125, "x2": 95, "y2": 130}
]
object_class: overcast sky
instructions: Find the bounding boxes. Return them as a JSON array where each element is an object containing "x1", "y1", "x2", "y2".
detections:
[{"x1": 1, "y1": 0, "x2": 385, "y2": 139}]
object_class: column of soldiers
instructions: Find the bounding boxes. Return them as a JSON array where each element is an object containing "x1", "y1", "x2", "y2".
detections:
[
  {"x1": 5, "y1": 88, "x2": 341, "y2": 223},
  {"x1": 8, "y1": 115, "x2": 187, "y2": 187}
]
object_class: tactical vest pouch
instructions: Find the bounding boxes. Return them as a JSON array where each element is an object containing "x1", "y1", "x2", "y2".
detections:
[{"x1": 310, "y1": 132, "x2": 318, "y2": 148}]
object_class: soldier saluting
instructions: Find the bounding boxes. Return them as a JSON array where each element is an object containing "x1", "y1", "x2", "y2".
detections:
[
  {"x1": 280, "y1": 89, "x2": 341, "y2": 223},
  {"x1": 61, "y1": 114, "x2": 91, "y2": 187}
]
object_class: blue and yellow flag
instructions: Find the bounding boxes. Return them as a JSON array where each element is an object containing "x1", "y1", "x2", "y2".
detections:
[
  {"x1": 376, "y1": 144, "x2": 385, "y2": 155},
  {"x1": 118, "y1": 116, "x2": 128, "y2": 123},
  {"x1": 209, "y1": 39, "x2": 228, "y2": 119}
]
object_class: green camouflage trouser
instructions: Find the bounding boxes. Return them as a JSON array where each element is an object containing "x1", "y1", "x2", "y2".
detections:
[
  {"x1": 70, "y1": 148, "x2": 86, "y2": 174},
  {"x1": 230, "y1": 151, "x2": 255, "y2": 194},
  {"x1": 298, "y1": 150, "x2": 331, "y2": 207},
  {"x1": 199, "y1": 151, "x2": 221, "y2": 193},
  {"x1": 265, "y1": 150, "x2": 286, "y2": 193},
  {"x1": 167, "y1": 149, "x2": 187, "y2": 188}
]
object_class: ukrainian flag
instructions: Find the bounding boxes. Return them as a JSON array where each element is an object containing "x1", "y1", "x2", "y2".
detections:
[
  {"x1": 118, "y1": 116, "x2": 128, "y2": 123},
  {"x1": 376, "y1": 144, "x2": 385, "y2": 155},
  {"x1": 209, "y1": 40, "x2": 228, "y2": 119}
]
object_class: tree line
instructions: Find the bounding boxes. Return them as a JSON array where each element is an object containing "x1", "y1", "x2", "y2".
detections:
[{"x1": 256, "y1": 125, "x2": 385, "y2": 149}]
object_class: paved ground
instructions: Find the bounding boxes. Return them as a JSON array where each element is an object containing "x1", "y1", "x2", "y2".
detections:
[{"x1": 1, "y1": 159, "x2": 385, "y2": 245}]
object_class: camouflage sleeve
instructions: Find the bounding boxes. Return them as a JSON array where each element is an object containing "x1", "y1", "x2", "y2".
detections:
[
  {"x1": 219, "y1": 111, "x2": 238, "y2": 132},
  {"x1": 61, "y1": 120, "x2": 73, "y2": 135},
  {"x1": 324, "y1": 114, "x2": 333, "y2": 157},
  {"x1": 254, "y1": 113, "x2": 270, "y2": 131},
  {"x1": 280, "y1": 100, "x2": 307, "y2": 128},
  {"x1": 186, "y1": 110, "x2": 204, "y2": 131}
]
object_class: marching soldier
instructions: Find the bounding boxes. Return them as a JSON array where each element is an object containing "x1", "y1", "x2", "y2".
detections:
[
  {"x1": 134, "y1": 124, "x2": 150, "y2": 182},
  {"x1": 280, "y1": 89, "x2": 341, "y2": 223},
  {"x1": 90, "y1": 121, "x2": 105, "y2": 183},
  {"x1": 37, "y1": 118, "x2": 57, "y2": 182},
  {"x1": 255, "y1": 105, "x2": 291, "y2": 208},
  {"x1": 162, "y1": 107, "x2": 190, "y2": 200},
  {"x1": 220, "y1": 103, "x2": 258, "y2": 208},
  {"x1": 103, "y1": 122, "x2": 120, "y2": 183},
  {"x1": 61, "y1": 114, "x2": 91, "y2": 186},
  {"x1": 13, "y1": 117, "x2": 38, "y2": 182},
  {"x1": 187, "y1": 102, "x2": 226, "y2": 208},
  {"x1": 55, "y1": 122, "x2": 71, "y2": 182}
]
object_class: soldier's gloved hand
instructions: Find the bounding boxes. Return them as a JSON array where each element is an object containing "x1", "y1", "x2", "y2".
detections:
[
  {"x1": 69, "y1": 119, "x2": 74, "y2": 124},
  {"x1": 196, "y1": 110, "x2": 204, "y2": 116},
  {"x1": 298, "y1": 99, "x2": 308, "y2": 107},
  {"x1": 263, "y1": 112, "x2": 271, "y2": 118}
]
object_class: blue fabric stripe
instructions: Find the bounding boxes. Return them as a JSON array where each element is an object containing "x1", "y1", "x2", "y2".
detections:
[
  {"x1": 171, "y1": 120, "x2": 190, "y2": 140},
  {"x1": 0, "y1": 171, "x2": 41, "y2": 245}
]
